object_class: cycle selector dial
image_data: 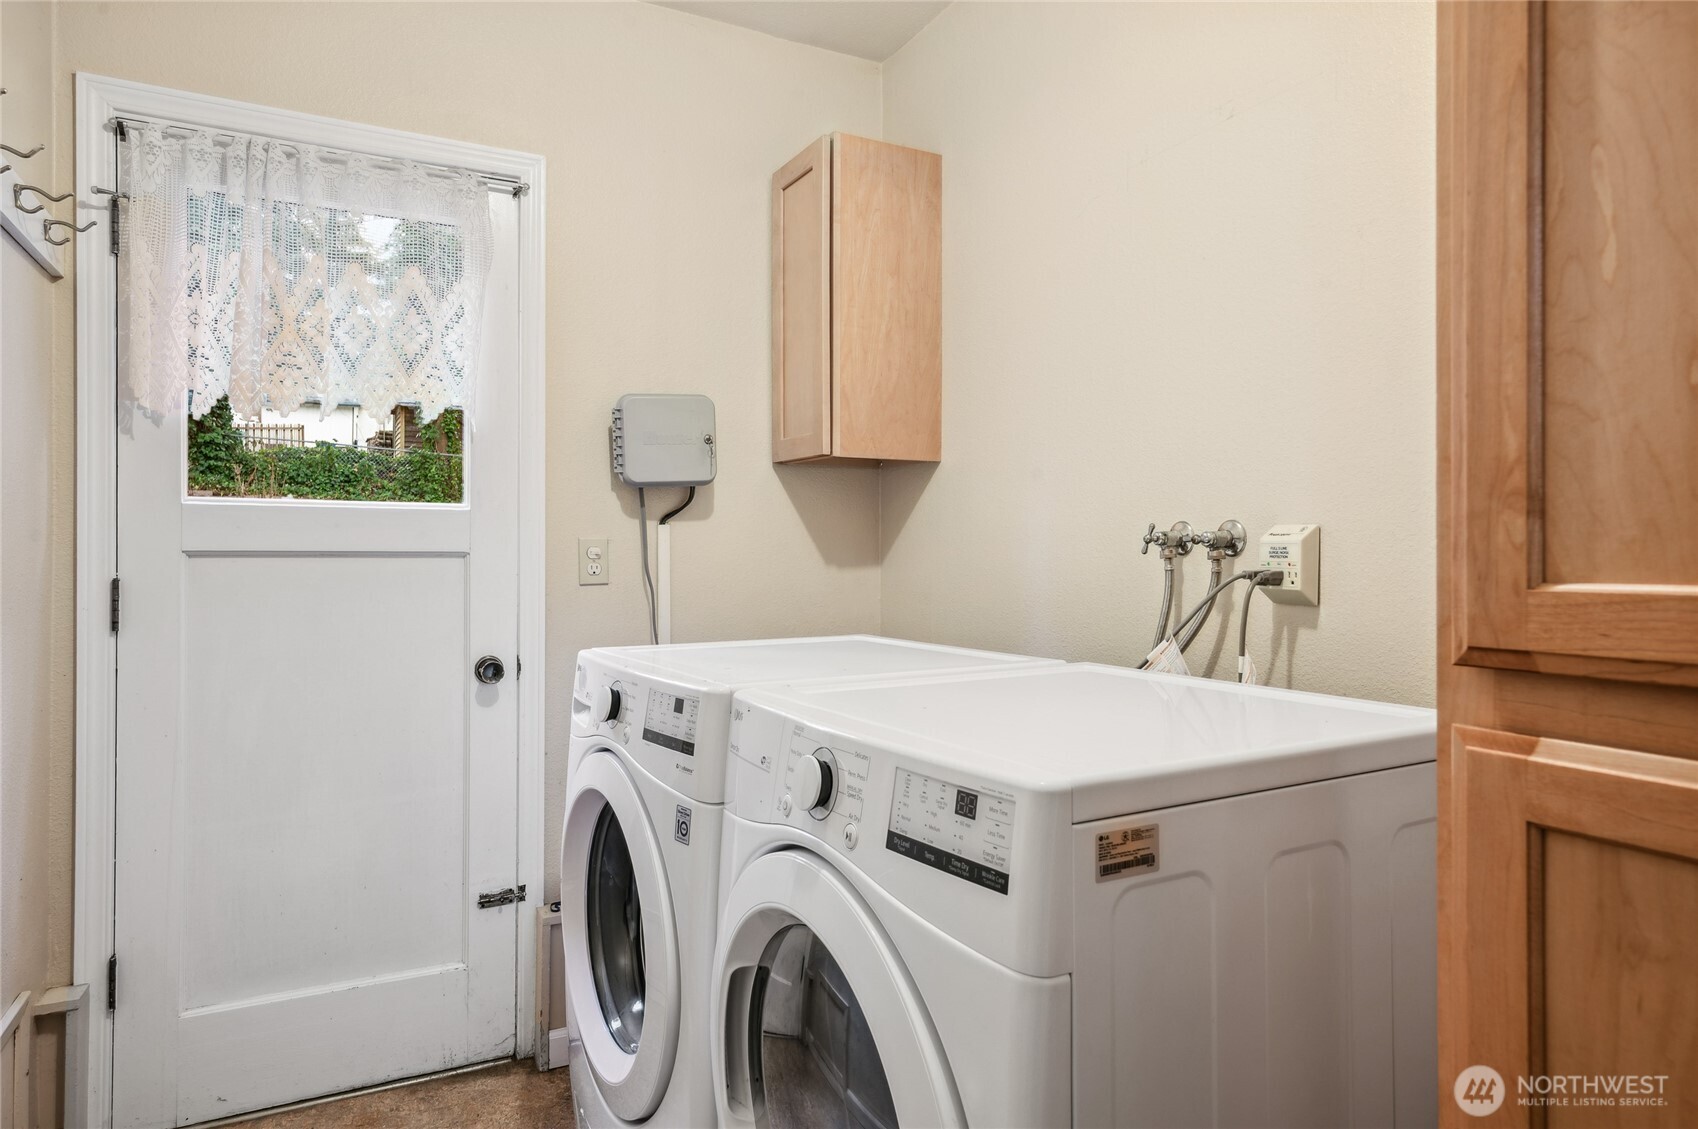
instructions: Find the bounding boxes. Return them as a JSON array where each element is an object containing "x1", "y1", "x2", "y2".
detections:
[
  {"x1": 794, "y1": 748, "x2": 837, "y2": 819},
  {"x1": 593, "y1": 683, "x2": 624, "y2": 723}
]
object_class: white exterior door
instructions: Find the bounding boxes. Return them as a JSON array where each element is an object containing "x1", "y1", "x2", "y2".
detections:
[{"x1": 112, "y1": 192, "x2": 523, "y2": 1127}]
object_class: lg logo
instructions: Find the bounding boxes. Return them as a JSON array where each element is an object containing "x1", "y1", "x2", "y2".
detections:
[{"x1": 1455, "y1": 1065, "x2": 1506, "y2": 1117}]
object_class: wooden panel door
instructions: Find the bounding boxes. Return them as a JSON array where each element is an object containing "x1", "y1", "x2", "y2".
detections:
[
  {"x1": 772, "y1": 137, "x2": 832, "y2": 463},
  {"x1": 113, "y1": 188, "x2": 523, "y2": 1128},
  {"x1": 1440, "y1": 2, "x2": 1698, "y2": 1125}
]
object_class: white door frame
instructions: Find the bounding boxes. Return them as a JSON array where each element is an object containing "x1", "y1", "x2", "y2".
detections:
[{"x1": 73, "y1": 74, "x2": 548, "y2": 1128}]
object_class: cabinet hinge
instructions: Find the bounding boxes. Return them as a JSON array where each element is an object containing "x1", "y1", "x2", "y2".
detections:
[
  {"x1": 110, "y1": 577, "x2": 121, "y2": 633},
  {"x1": 107, "y1": 954, "x2": 117, "y2": 1011},
  {"x1": 476, "y1": 884, "x2": 526, "y2": 909}
]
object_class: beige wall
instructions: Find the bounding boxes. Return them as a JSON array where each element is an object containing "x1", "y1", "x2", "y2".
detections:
[
  {"x1": 3, "y1": 4, "x2": 73, "y2": 1123},
  {"x1": 879, "y1": 2, "x2": 1437, "y2": 707},
  {"x1": 38, "y1": 0, "x2": 882, "y2": 934}
]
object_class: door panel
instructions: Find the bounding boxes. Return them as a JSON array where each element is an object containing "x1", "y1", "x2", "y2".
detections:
[
  {"x1": 1449, "y1": 728, "x2": 1698, "y2": 1126},
  {"x1": 179, "y1": 555, "x2": 467, "y2": 1007},
  {"x1": 114, "y1": 193, "x2": 522, "y2": 1127},
  {"x1": 1541, "y1": 3, "x2": 1698, "y2": 589},
  {"x1": 772, "y1": 137, "x2": 832, "y2": 463},
  {"x1": 1543, "y1": 832, "x2": 1698, "y2": 1129},
  {"x1": 1447, "y1": 0, "x2": 1698, "y2": 680}
]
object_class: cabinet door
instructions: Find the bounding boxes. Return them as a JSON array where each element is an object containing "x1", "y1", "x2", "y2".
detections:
[
  {"x1": 1440, "y1": 4, "x2": 1698, "y2": 1125},
  {"x1": 831, "y1": 134, "x2": 942, "y2": 462},
  {"x1": 772, "y1": 137, "x2": 832, "y2": 463},
  {"x1": 1449, "y1": 728, "x2": 1698, "y2": 1127},
  {"x1": 1448, "y1": 0, "x2": 1698, "y2": 684}
]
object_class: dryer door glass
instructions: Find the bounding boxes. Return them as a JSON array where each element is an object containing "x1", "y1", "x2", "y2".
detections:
[
  {"x1": 587, "y1": 805, "x2": 646, "y2": 1053},
  {"x1": 747, "y1": 925, "x2": 898, "y2": 1129}
]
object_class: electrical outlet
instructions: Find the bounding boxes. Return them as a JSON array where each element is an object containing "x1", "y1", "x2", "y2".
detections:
[
  {"x1": 578, "y1": 538, "x2": 609, "y2": 586},
  {"x1": 1257, "y1": 524, "x2": 1320, "y2": 605}
]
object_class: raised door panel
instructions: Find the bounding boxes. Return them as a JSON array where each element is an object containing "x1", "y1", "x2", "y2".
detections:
[
  {"x1": 772, "y1": 137, "x2": 832, "y2": 464},
  {"x1": 831, "y1": 134, "x2": 942, "y2": 462},
  {"x1": 1447, "y1": 727, "x2": 1698, "y2": 1127},
  {"x1": 1449, "y1": 1, "x2": 1698, "y2": 681}
]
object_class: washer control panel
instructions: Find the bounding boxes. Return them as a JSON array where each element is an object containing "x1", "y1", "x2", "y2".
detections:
[
  {"x1": 642, "y1": 688, "x2": 701, "y2": 756},
  {"x1": 887, "y1": 769, "x2": 1016, "y2": 895}
]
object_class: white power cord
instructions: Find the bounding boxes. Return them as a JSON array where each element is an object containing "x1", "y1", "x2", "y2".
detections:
[{"x1": 637, "y1": 488, "x2": 658, "y2": 644}]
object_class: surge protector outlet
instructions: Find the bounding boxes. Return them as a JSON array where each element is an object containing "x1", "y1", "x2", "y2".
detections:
[{"x1": 1257, "y1": 524, "x2": 1320, "y2": 606}]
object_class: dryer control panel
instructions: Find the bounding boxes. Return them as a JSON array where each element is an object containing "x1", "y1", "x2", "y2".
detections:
[{"x1": 887, "y1": 769, "x2": 1015, "y2": 895}]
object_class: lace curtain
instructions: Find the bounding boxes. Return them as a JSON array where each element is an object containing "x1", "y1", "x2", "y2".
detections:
[{"x1": 120, "y1": 123, "x2": 495, "y2": 424}]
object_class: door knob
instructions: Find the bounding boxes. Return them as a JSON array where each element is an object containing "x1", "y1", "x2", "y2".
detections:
[{"x1": 475, "y1": 655, "x2": 506, "y2": 685}]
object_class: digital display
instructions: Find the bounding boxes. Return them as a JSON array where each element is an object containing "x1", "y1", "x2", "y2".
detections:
[
  {"x1": 887, "y1": 769, "x2": 1013, "y2": 895},
  {"x1": 642, "y1": 690, "x2": 700, "y2": 756}
]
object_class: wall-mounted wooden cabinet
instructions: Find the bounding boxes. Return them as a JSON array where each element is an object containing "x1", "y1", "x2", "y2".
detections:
[{"x1": 771, "y1": 133, "x2": 941, "y2": 465}]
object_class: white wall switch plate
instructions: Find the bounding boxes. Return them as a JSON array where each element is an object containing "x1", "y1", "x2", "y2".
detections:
[
  {"x1": 578, "y1": 538, "x2": 609, "y2": 585},
  {"x1": 1257, "y1": 524, "x2": 1320, "y2": 605}
]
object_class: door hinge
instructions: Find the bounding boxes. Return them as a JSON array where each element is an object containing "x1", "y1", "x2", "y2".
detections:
[
  {"x1": 109, "y1": 192, "x2": 121, "y2": 256},
  {"x1": 110, "y1": 577, "x2": 121, "y2": 633},
  {"x1": 107, "y1": 954, "x2": 117, "y2": 1011},
  {"x1": 476, "y1": 884, "x2": 526, "y2": 909}
]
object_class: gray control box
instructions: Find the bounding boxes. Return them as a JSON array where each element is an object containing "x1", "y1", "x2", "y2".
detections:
[{"x1": 610, "y1": 394, "x2": 717, "y2": 487}]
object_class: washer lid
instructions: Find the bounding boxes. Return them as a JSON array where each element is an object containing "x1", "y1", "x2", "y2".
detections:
[
  {"x1": 560, "y1": 751, "x2": 680, "y2": 1121},
  {"x1": 739, "y1": 663, "x2": 1437, "y2": 822},
  {"x1": 712, "y1": 849, "x2": 965, "y2": 1129}
]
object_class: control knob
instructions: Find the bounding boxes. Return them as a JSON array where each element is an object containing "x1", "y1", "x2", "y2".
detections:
[
  {"x1": 794, "y1": 748, "x2": 836, "y2": 819},
  {"x1": 592, "y1": 684, "x2": 624, "y2": 723}
]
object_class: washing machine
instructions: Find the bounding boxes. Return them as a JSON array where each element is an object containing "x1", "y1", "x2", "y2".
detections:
[
  {"x1": 560, "y1": 636, "x2": 1061, "y2": 1129},
  {"x1": 712, "y1": 663, "x2": 1439, "y2": 1129}
]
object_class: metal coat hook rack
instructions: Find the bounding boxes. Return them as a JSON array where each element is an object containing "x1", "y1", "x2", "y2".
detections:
[{"x1": 0, "y1": 90, "x2": 91, "y2": 275}]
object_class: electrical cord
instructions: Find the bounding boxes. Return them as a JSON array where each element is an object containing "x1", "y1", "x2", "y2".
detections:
[
  {"x1": 658, "y1": 486, "x2": 696, "y2": 526},
  {"x1": 1238, "y1": 570, "x2": 1285, "y2": 682},
  {"x1": 1143, "y1": 569, "x2": 1279, "y2": 670},
  {"x1": 637, "y1": 488, "x2": 658, "y2": 644}
]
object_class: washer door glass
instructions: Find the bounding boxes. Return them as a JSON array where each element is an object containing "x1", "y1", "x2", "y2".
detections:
[
  {"x1": 748, "y1": 925, "x2": 898, "y2": 1129},
  {"x1": 588, "y1": 805, "x2": 646, "y2": 1053}
]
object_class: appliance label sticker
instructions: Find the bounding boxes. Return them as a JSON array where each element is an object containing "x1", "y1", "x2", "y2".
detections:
[{"x1": 1095, "y1": 823, "x2": 1159, "y2": 882}]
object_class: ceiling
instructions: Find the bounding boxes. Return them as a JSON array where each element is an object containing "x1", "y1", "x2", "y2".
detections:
[{"x1": 648, "y1": 1, "x2": 950, "y2": 62}]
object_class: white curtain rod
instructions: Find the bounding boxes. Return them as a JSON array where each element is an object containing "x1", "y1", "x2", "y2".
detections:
[{"x1": 109, "y1": 114, "x2": 529, "y2": 197}]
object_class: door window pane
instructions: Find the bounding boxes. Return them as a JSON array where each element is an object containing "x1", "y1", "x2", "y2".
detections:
[
  {"x1": 186, "y1": 394, "x2": 464, "y2": 503},
  {"x1": 587, "y1": 805, "x2": 646, "y2": 1054},
  {"x1": 750, "y1": 925, "x2": 898, "y2": 1129}
]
